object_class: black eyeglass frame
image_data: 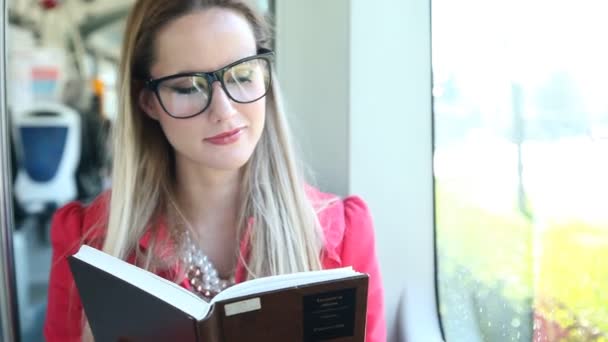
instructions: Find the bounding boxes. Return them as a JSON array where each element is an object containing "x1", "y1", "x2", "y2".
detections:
[{"x1": 145, "y1": 48, "x2": 275, "y2": 119}]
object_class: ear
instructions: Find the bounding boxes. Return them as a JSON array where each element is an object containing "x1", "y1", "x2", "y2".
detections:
[{"x1": 139, "y1": 88, "x2": 160, "y2": 121}]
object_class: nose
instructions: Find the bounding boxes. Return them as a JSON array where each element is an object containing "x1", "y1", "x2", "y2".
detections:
[{"x1": 207, "y1": 82, "x2": 237, "y2": 122}]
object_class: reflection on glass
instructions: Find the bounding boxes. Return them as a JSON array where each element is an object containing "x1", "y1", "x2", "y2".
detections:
[{"x1": 434, "y1": 0, "x2": 608, "y2": 341}]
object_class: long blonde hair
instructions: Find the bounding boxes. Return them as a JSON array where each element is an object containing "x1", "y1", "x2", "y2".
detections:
[
  {"x1": 81, "y1": 1, "x2": 326, "y2": 339},
  {"x1": 106, "y1": 0, "x2": 323, "y2": 278}
]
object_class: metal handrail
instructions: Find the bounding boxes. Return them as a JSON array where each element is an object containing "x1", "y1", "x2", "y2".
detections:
[{"x1": 0, "y1": 0, "x2": 21, "y2": 339}]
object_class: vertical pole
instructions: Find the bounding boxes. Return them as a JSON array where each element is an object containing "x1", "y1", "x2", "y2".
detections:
[{"x1": 0, "y1": 0, "x2": 22, "y2": 340}]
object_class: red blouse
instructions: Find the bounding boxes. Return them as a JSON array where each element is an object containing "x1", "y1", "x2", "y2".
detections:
[{"x1": 43, "y1": 187, "x2": 386, "y2": 341}]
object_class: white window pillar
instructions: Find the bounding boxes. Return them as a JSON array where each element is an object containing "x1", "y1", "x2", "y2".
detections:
[
  {"x1": 275, "y1": 0, "x2": 351, "y2": 196},
  {"x1": 275, "y1": 1, "x2": 441, "y2": 341}
]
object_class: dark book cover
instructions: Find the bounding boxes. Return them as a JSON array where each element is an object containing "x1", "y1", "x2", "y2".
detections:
[
  {"x1": 209, "y1": 276, "x2": 368, "y2": 342},
  {"x1": 68, "y1": 250, "x2": 368, "y2": 342},
  {"x1": 68, "y1": 256, "x2": 200, "y2": 341}
]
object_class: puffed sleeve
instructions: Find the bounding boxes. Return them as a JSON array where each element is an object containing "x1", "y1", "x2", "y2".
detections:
[
  {"x1": 43, "y1": 202, "x2": 86, "y2": 342},
  {"x1": 341, "y1": 196, "x2": 387, "y2": 342}
]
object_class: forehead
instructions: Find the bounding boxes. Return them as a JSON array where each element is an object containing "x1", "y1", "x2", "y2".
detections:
[{"x1": 150, "y1": 8, "x2": 257, "y2": 78}]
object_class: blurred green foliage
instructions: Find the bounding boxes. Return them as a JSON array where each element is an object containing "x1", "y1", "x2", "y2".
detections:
[{"x1": 436, "y1": 184, "x2": 608, "y2": 341}]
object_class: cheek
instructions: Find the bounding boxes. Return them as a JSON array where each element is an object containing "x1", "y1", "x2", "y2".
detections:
[
  {"x1": 240, "y1": 99, "x2": 266, "y2": 133},
  {"x1": 156, "y1": 112, "x2": 198, "y2": 148}
]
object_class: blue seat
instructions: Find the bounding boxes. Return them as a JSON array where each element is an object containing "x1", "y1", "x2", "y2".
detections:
[
  {"x1": 12, "y1": 102, "x2": 82, "y2": 215},
  {"x1": 20, "y1": 126, "x2": 68, "y2": 182}
]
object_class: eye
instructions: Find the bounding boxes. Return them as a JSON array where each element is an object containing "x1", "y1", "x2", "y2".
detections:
[
  {"x1": 226, "y1": 66, "x2": 255, "y2": 84},
  {"x1": 161, "y1": 76, "x2": 209, "y2": 95},
  {"x1": 170, "y1": 86, "x2": 202, "y2": 95}
]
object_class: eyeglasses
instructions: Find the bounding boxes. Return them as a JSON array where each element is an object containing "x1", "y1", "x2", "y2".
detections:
[{"x1": 145, "y1": 48, "x2": 274, "y2": 119}]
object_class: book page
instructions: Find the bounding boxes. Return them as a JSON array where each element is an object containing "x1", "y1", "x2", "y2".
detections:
[
  {"x1": 212, "y1": 267, "x2": 360, "y2": 303},
  {"x1": 73, "y1": 245, "x2": 211, "y2": 320}
]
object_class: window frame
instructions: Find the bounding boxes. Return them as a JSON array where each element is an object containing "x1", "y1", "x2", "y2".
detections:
[{"x1": 397, "y1": 0, "x2": 444, "y2": 339}]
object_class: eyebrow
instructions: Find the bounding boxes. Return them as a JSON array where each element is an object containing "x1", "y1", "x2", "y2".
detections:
[{"x1": 154, "y1": 51, "x2": 259, "y2": 79}]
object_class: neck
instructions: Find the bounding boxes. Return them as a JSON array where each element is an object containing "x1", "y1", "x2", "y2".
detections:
[{"x1": 174, "y1": 157, "x2": 243, "y2": 238}]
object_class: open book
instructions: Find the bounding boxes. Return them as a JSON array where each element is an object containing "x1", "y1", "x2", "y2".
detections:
[{"x1": 68, "y1": 245, "x2": 369, "y2": 342}]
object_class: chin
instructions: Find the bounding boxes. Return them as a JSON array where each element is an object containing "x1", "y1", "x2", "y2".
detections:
[
  {"x1": 211, "y1": 161, "x2": 250, "y2": 171},
  {"x1": 205, "y1": 153, "x2": 254, "y2": 171}
]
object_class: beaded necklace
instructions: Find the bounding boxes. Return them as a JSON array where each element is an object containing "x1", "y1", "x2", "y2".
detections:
[
  {"x1": 182, "y1": 229, "x2": 235, "y2": 300},
  {"x1": 172, "y1": 205, "x2": 235, "y2": 300}
]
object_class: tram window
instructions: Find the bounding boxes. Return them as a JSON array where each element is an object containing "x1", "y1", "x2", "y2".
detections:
[{"x1": 433, "y1": 0, "x2": 608, "y2": 341}]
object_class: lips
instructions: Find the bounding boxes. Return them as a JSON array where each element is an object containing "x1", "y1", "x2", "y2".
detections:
[{"x1": 204, "y1": 127, "x2": 245, "y2": 145}]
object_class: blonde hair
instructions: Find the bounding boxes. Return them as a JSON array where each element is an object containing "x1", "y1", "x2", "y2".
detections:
[{"x1": 81, "y1": 0, "x2": 326, "y2": 339}]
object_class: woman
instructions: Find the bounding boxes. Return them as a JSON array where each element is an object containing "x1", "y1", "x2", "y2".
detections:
[{"x1": 43, "y1": 1, "x2": 386, "y2": 341}]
